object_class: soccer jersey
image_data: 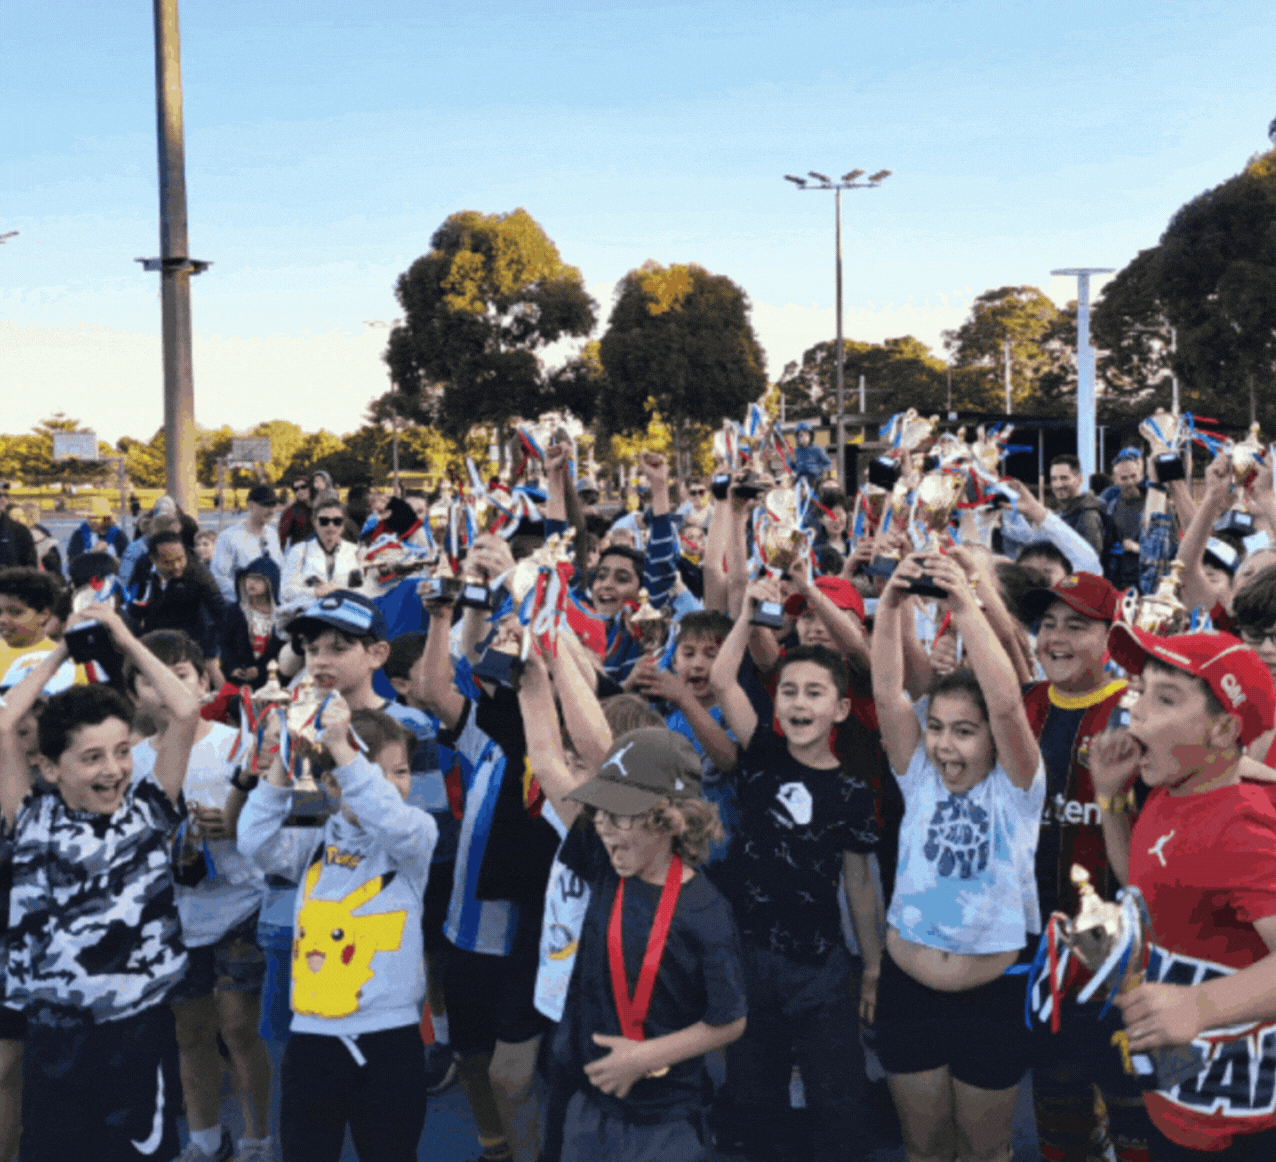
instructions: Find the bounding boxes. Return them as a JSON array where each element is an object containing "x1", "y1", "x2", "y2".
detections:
[
  {"x1": 6, "y1": 777, "x2": 187, "y2": 1025},
  {"x1": 1129, "y1": 784, "x2": 1276, "y2": 1151}
]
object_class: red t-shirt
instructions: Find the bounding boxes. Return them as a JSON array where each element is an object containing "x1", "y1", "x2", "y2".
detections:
[{"x1": 1130, "y1": 784, "x2": 1276, "y2": 1150}]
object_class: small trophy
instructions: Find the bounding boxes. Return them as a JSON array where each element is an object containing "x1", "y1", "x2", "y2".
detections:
[
  {"x1": 1140, "y1": 410, "x2": 1187, "y2": 483},
  {"x1": 1119, "y1": 560, "x2": 1187, "y2": 636},
  {"x1": 1218, "y1": 423, "x2": 1265, "y2": 536},
  {"x1": 626, "y1": 589, "x2": 670, "y2": 657},
  {"x1": 868, "y1": 409, "x2": 939, "y2": 488},
  {"x1": 417, "y1": 557, "x2": 463, "y2": 605},
  {"x1": 248, "y1": 663, "x2": 321, "y2": 794},
  {"x1": 470, "y1": 627, "x2": 525, "y2": 690},
  {"x1": 1058, "y1": 866, "x2": 1205, "y2": 1090},
  {"x1": 751, "y1": 488, "x2": 810, "y2": 628},
  {"x1": 905, "y1": 470, "x2": 967, "y2": 598}
]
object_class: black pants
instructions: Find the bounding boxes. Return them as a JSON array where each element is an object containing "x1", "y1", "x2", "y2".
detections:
[
  {"x1": 279, "y1": 1025, "x2": 427, "y2": 1162},
  {"x1": 21, "y1": 1005, "x2": 181, "y2": 1162},
  {"x1": 721, "y1": 943, "x2": 866, "y2": 1162}
]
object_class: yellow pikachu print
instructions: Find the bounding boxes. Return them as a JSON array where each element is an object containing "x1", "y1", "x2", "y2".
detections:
[{"x1": 292, "y1": 862, "x2": 408, "y2": 1018}]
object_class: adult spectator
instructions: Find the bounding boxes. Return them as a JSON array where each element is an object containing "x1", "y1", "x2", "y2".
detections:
[
  {"x1": 15, "y1": 505, "x2": 61, "y2": 576},
  {"x1": 209, "y1": 484, "x2": 283, "y2": 602},
  {"x1": 278, "y1": 490, "x2": 360, "y2": 618},
  {"x1": 68, "y1": 512, "x2": 129, "y2": 562},
  {"x1": 277, "y1": 476, "x2": 314, "y2": 550},
  {"x1": 1049, "y1": 454, "x2": 1108, "y2": 562},
  {"x1": 1107, "y1": 449, "x2": 1146, "y2": 589},
  {"x1": 0, "y1": 504, "x2": 36, "y2": 569},
  {"x1": 126, "y1": 529, "x2": 226, "y2": 669},
  {"x1": 997, "y1": 478, "x2": 1103, "y2": 576}
]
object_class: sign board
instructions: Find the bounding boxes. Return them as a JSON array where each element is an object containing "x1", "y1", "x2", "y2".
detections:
[
  {"x1": 51, "y1": 432, "x2": 99, "y2": 462},
  {"x1": 227, "y1": 438, "x2": 272, "y2": 468}
]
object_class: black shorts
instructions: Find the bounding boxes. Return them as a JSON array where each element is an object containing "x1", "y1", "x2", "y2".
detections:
[
  {"x1": 22, "y1": 1005, "x2": 181, "y2": 1162},
  {"x1": 0, "y1": 1004, "x2": 26, "y2": 1042},
  {"x1": 443, "y1": 918, "x2": 548, "y2": 1058},
  {"x1": 168, "y1": 910, "x2": 266, "y2": 1005},
  {"x1": 873, "y1": 949, "x2": 1032, "y2": 1091}
]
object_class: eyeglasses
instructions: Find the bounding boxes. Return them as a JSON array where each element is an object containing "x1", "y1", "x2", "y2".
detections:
[
  {"x1": 590, "y1": 809, "x2": 637, "y2": 831},
  {"x1": 1240, "y1": 628, "x2": 1276, "y2": 648},
  {"x1": 689, "y1": 488, "x2": 706, "y2": 496},
  {"x1": 315, "y1": 516, "x2": 343, "y2": 528}
]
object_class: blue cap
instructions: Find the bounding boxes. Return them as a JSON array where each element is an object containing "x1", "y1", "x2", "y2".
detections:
[
  {"x1": 286, "y1": 591, "x2": 387, "y2": 641},
  {"x1": 795, "y1": 421, "x2": 813, "y2": 434},
  {"x1": 1113, "y1": 447, "x2": 1142, "y2": 464}
]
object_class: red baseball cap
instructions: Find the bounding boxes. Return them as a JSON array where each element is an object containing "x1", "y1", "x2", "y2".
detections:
[
  {"x1": 1021, "y1": 571, "x2": 1121, "y2": 626},
  {"x1": 1107, "y1": 625, "x2": 1276, "y2": 747},
  {"x1": 783, "y1": 575, "x2": 866, "y2": 621}
]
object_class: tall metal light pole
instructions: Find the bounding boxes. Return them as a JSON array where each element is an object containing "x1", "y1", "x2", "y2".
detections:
[
  {"x1": 136, "y1": 0, "x2": 209, "y2": 513},
  {"x1": 785, "y1": 169, "x2": 891, "y2": 487},
  {"x1": 1051, "y1": 268, "x2": 1112, "y2": 482}
]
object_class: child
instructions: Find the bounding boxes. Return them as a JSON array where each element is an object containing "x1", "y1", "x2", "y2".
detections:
[
  {"x1": 518, "y1": 653, "x2": 746, "y2": 1162},
  {"x1": 788, "y1": 421, "x2": 831, "y2": 487},
  {"x1": 194, "y1": 529, "x2": 217, "y2": 566},
  {"x1": 217, "y1": 556, "x2": 284, "y2": 690},
  {"x1": 237, "y1": 702, "x2": 437, "y2": 1162},
  {"x1": 1090, "y1": 627, "x2": 1276, "y2": 1159},
  {"x1": 0, "y1": 568, "x2": 73, "y2": 681},
  {"x1": 871, "y1": 552, "x2": 1045, "y2": 1162},
  {"x1": 708, "y1": 591, "x2": 883, "y2": 1162},
  {"x1": 0, "y1": 604, "x2": 199, "y2": 1161},
  {"x1": 125, "y1": 630, "x2": 273, "y2": 1162}
]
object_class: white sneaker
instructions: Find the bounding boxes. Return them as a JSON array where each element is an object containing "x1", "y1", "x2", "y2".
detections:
[
  {"x1": 175, "y1": 1128, "x2": 234, "y2": 1162},
  {"x1": 234, "y1": 1137, "x2": 278, "y2": 1162}
]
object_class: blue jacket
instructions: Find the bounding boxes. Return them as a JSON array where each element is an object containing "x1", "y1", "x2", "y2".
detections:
[
  {"x1": 68, "y1": 520, "x2": 128, "y2": 561},
  {"x1": 789, "y1": 443, "x2": 831, "y2": 484}
]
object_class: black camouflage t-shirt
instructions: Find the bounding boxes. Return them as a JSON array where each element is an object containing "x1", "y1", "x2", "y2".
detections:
[{"x1": 708, "y1": 728, "x2": 878, "y2": 964}]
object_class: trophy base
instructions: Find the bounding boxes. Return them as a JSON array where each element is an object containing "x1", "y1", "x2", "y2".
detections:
[
  {"x1": 419, "y1": 576, "x2": 463, "y2": 603},
  {"x1": 863, "y1": 556, "x2": 900, "y2": 580},
  {"x1": 711, "y1": 474, "x2": 732, "y2": 501},
  {"x1": 750, "y1": 600, "x2": 787, "y2": 629},
  {"x1": 1215, "y1": 510, "x2": 1255, "y2": 536},
  {"x1": 64, "y1": 619, "x2": 109, "y2": 664},
  {"x1": 472, "y1": 647, "x2": 524, "y2": 691},
  {"x1": 457, "y1": 582, "x2": 494, "y2": 610},
  {"x1": 1153, "y1": 452, "x2": 1185, "y2": 482},
  {"x1": 906, "y1": 575, "x2": 949, "y2": 599},
  {"x1": 867, "y1": 457, "x2": 900, "y2": 489}
]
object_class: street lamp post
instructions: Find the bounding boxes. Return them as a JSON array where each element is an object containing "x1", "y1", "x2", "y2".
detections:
[
  {"x1": 785, "y1": 169, "x2": 891, "y2": 488},
  {"x1": 1051, "y1": 268, "x2": 1113, "y2": 482}
]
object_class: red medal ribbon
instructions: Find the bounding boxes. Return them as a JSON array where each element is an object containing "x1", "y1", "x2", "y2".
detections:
[{"x1": 607, "y1": 854, "x2": 684, "y2": 1043}]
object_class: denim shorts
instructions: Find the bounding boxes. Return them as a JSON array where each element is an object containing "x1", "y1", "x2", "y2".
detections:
[{"x1": 169, "y1": 910, "x2": 266, "y2": 1004}]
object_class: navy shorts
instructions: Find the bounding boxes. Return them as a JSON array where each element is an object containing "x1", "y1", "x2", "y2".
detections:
[
  {"x1": 443, "y1": 920, "x2": 548, "y2": 1058},
  {"x1": 873, "y1": 949, "x2": 1032, "y2": 1091},
  {"x1": 169, "y1": 910, "x2": 266, "y2": 1005}
]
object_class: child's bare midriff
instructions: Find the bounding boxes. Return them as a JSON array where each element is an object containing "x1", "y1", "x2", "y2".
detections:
[{"x1": 886, "y1": 926, "x2": 1018, "y2": 992}]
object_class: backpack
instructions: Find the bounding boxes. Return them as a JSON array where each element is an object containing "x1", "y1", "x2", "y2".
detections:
[{"x1": 1060, "y1": 500, "x2": 1120, "y2": 579}]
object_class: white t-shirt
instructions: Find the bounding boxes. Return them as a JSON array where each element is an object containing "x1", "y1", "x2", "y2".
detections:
[
  {"x1": 534, "y1": 803, "x2": 590, "y2": 1023},
  {"x1": 133, "y1": 722, "x2": 267, "y2": 947},
  {"x1": 886, "y1": 741, "x2": 1045, "y2": 956}
]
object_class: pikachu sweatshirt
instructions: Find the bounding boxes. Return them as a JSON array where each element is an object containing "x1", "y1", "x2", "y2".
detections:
[{"x1": 238, "y1": 754, "x2": 437, "y2": 1037}]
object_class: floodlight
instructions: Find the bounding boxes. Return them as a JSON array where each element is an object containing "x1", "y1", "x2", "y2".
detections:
[
  {"x1": 868, "y1": 170, "x2": 892, "y2": 183},
  {"x1": 808, "y1": 171, "x2": 831, "y2": 183},
  {"x1": 784, "y1": 175, "x2": 806, "y2": 186},
  {"x1": 842, "y1": 170, "x2": 864, "y2": 182}
]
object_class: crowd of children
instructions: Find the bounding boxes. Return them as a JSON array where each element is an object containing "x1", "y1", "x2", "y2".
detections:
[{"x1": 3, "y1": 430, "x2": 1276, "y2": 1162}]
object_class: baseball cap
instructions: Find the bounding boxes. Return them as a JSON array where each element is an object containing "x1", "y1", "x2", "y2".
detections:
[
  {"x1": 1203, "y1": 538, "x2": 1240, "y2": 576},
  {"x1": 247, "y1": 485, "x2": 278, "y2": 507},
  {"x1": 784, "y1": 575, "x2": 866, "y2": 621},
  {"x1": 567, "y1": 727, "x2": 702, "y2": 816},
  {"x1": 1107, "y1": 625, "x2": 1276, "y2": 747},
  {"x1": 286, "y1": 591, "x2": 388, "y2": 642},
  {"x1": 1020, "y1": 571, "x2": 1121, "y2": 626}
]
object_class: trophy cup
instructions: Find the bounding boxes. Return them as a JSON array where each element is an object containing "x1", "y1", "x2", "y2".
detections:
[
  {"x1": 1140, "y1": 410, "x2": 1187, "y2": 483},
  {"x1": 1057, "y1": 866, "x2": 1205, "y2": 1089},
  {"x1": 247, "y1": 663, "x2": 322, "y2": 794},
  {"x1": 626, "y1": 588, "x2": 671, "y2": 657},
  {"x1": 1218, "y1": 423, "x2": 1265, "y2": 537},
  {"x1": 868, "y1": 409, "x2": 939, "y2": 488},
  {"x1": 905, "y1": 470, "x2": 968, "y2": 598},
  {"x1": 1119, "y1": 560, "x2": 1187, "y2": 637},
  {"x1": 864, "y1": 474, "x2": 917, "y2": 580},
  {"x1": 417, "y1": 556, "x2": 463, "y2": 605},
  {"x1": 751, "y1": 488, "x2": 810, "y2": 628}
]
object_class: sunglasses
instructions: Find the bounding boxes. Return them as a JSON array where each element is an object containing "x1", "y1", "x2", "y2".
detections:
[
  {"x1": 315, "y1": 516, "x2": 343, "y2": 527},
  {"x1": 294, "y1": 483, "x2": 309, "y2": 491}
]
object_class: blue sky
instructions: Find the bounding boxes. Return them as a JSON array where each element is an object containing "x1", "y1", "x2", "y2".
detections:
[{"x1": 3, "y1": 0, "x2": 1274, "y2": 442}]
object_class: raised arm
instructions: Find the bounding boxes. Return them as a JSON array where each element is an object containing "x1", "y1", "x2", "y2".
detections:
[
  {"x1": 708, "y1": 594, "x2": 760, "y2": 751},
  {"x1": 419, "y1": 588, "x2": 466, "y2": 731},
  {"x1": 640, "y1": 453, "x2": 677, "y2": 609},
  {"x1": 1004, "y1": 479, "x2": 1102, "y2": 575},
  {"x1": 519, "y1": 650, "x2": 588, "y2": 828},
  {"x1": 701, "y1": 490, "x2": 731, "y2": 614},
  {"x1": 547, "y1": 636, "x2": 613, "y2": 774},
  {"x1": 926, "y1": 555, "x2": 1039, "y2": 790},
  {"x1": 870, "y1": 562, "x2": 924, "y2": 775},
  {"x1": 0, "y1": 641, "x2": 72, "y2": 826},
  {"x1": 1176, "y1": 452, "x2": 1232, "y2": 612}
]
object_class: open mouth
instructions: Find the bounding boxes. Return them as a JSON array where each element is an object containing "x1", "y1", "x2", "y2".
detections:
[
  {"x1": 786, "y1": 715, "x2": 814, "y2": 730},
  {"x1": 306, "y1": 951, "x2": 325, "y2": 973}
]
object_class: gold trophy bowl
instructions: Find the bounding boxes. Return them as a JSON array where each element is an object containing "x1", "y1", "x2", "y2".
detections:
[
  {"x1": 1228, "y1": 423, "x2": 1264, "y2": 514},
  {"x1": 627, "y1": 588, "x2": 670, "y2": 656}
]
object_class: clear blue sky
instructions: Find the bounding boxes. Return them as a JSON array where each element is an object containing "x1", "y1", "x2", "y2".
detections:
[{"x1": 3, "y1": 0, "x2": 1274, "y2": 442}]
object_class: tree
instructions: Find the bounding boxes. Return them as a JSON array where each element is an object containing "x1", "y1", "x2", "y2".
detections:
[
  {"x1": 776, "y1": 335, "x2": 951, "y2": 421},
  {"x1": 597, "y1": 262, "x2": 767, "y2": 472},
  {"x1": 118, "y1": 432, "x2": 166, "y2": 489},
  {"x1": 387, "y1": 208, "x2": 596, "y2": 440},
  {"x1": 544, "y1": 340, "x2": 607, "y2": 426},
  {"x1": 944, "y1": 287, "x2": 1074, "y2": 414}
]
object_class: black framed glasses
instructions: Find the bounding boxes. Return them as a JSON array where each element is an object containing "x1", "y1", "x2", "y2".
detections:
[
  {"x1": 590, "y1": 808, "x2": 637, "y2": 831},
  {"x1": 1240, "y1": 628, "x2": 1276, "y2": 648},
  {"x1": 315, "y1": 516, "x2": 343, "y2": 528}
]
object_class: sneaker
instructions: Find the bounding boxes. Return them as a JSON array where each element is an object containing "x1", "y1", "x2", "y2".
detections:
[
  {"x1": 176, "y1": 1127, "x2": 234, "y2": 1162},
  {"x1": 234, "y1": 1136, "x2": 278, "y2": 1162},
  {"x1": 424, "y1": 1041, "x2": 458, "y2": 1095}
]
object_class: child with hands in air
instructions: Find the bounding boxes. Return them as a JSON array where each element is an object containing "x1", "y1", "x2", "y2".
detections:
[
  {"x1": 237, "y1": 692, "x2": 437, "y2": 1162},
  {"x1": 871, "y1": 551, "x2": 1045, "y2": 1162}
]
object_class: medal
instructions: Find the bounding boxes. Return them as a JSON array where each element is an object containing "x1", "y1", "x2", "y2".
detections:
[{"x1": 607, "y1": 854, "x2": 684, "y2": 1079}]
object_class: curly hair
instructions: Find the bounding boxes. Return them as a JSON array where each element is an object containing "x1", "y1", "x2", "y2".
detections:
[{"x1": 584, "y1": 797, "x2": 723, "y2": 868}]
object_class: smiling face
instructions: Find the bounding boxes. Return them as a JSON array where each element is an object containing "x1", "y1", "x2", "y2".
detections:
[
  {"x1": 592, "y1": 552, "x2": 641, "y2": 617},
  {"x1": 925, "y1": 690, "x2": 996, "y2": 795},
  {"x1": 1126, "y1": 662, "x2": 1237, "y2": 792},
  {"x1": 313, "y1": 505, "x2": 345, "y2": 552},
  {"x1": 672, "y1": 634, "x2": 720, "y2": 702},
  {"x1": 1035, "y1": 600, "x2": 1109, "y2": 693},
  {"x1": 1050, "y1": 463, "x2": 1083, "y2": 503},
  {"x1": 1113, "y1": 459, "x2": 1143, "y2": 501},
  {"x1": 774, "y1": 659, "x2": 849, "y2": 753},
  {"x1": 0, "y1": 593, "x2": 47, "y2": 648},
  {"x1": 41, "y1": 717, "x2": 134, "y2": 815}
]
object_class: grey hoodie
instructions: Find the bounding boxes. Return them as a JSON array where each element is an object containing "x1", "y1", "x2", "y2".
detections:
[{"x1": 238, "y1": 755, "x2": 437, "y2": 1037}]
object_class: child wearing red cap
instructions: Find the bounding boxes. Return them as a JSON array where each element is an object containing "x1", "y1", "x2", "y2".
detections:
[{"x1": 1091, "y1": 627, "x2": 1276, "y2": 1159}]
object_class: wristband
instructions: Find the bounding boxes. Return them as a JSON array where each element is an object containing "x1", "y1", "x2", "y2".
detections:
[
  {"x1": 230, "y1": 769, "x2": 259, "y2": 794},
  {"x1": 1095, "y1": 790, "x2": 1130, "y2": 814}
]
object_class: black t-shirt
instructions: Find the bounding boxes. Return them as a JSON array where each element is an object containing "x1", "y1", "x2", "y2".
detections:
[
  {"x1": 708, "y1": 727, "x2": 878, "y2": 964},
  {"x1": 555, "y1": 827, "x2": 746, "y2": 1123},
  {"x1": 1035, "y1": 702, "x2": 1087, "y2": 919}
]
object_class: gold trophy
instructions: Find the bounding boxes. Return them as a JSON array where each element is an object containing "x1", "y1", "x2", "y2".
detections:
[
  {"x1": 752, "y1": 488, "x2": 811, "y2": 628},
  {"x1": 1119, "y1": 560, "x2": 1187, "y2": 636},
  {"x1": 247, "y1": 663, "x2": 321, "y2": 794},
  {"x1": 1140, "y1": 410, "x2": 1187, "y2": 483},
  {"x1": 626, "y1": 589, "x2": 671, "y2": 657},
  {"x1": 868, "y1": 409, "x2": 938, "y2": 489},
  {"x1": 905, "y1": 469, "x2": 968, "y2": 597},
  {"x1": 1057, "y1": 866, "x2": 1205, "y2": 1089},
  {"x1": 1219, "y1": 423, "x2": 1265, "y2": 536},
  {"x1": 417, "y1": 556, "x2": 463, "y2": 605}
]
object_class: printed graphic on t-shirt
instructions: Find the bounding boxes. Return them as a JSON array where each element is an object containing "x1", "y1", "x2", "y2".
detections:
[
  {"x1": 291, "y1": 862, "x2": 407, "y2": 1019},
  {"x1": 923, "y1": 796, "x2": 991, "y2": 880},
  {"x1": 771, "y1": 782, "x2": 813, "y2": 827}
]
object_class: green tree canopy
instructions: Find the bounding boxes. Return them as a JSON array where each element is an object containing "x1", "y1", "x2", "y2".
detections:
[
  {"x1": 387, "y1": 208, "x2": 597, "y2": 439},
  {"x1": 944, "y1": 286, "x2": 1075, "y2": 415},
  {"x1": 597, "y1": 261, "x2": 767, "y2": 441}
]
